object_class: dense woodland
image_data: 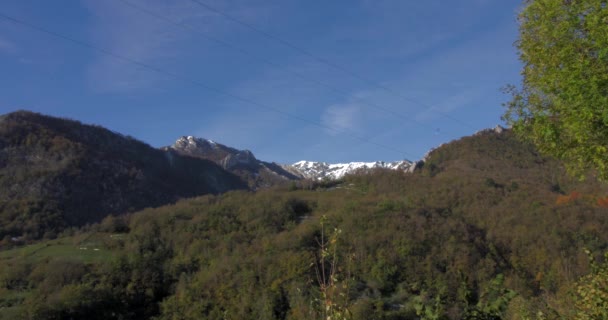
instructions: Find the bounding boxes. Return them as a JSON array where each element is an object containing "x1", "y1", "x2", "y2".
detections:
[
  {"x1": 0, "y1": 111, "x2": 246, "y2": 241},
  {"x1": 2, "y1": 128, "x2": 608, "y2": 319},
  {"x1": 1, "y1": 0, "x2": 607, "y2": 318}
]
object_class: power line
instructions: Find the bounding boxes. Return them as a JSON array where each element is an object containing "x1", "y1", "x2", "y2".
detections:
[
  {"x1": 116, "y1": 0, "x2": 438, "y2": 134},
  {"x1": 187, "y1": 0, "x2": 476, "y2": 130},
  {"x1": 0, "y1": 11, "x2": 416, "y2": 159}
]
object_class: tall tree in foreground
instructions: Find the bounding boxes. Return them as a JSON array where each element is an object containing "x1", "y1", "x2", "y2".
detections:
[
  {"x1": 503, "y1": 0, "x2": 608, "y2": 179},
  {"x1": 505, "y1": 1, "x2": 608, "y2": 316}
]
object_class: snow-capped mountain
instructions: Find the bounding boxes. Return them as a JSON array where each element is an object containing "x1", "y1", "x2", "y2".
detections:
[
  {"x1": 167, "y1": 136, "x2": 301, "y2": 188},
  {"x1": 286, "y1": 160, "x2": 413, "y2": 180},
  {"x1": 169, "y1": 136, "x2": 415, "y2": 182},
  {"x1": 171, "y1": 136, "x2": 243, "y2": 165}
]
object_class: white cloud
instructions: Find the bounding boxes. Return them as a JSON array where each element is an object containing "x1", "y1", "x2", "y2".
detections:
[
  {"x1": 321, "y1": 103, "x2": 361, "y2": 135},
  {"x1": 136, "y1": 0, "x2": 518, "y2": 162}
]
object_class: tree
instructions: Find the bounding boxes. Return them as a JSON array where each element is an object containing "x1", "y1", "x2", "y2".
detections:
[
  {"x1": 314, "y1": 216, "x2": 352, "y2": 320},
  {"x1": 503, "y1": 0, "x2": 608, "y2": 180},
  {"x1": 574, "y1": 250, "x2": 608, "y2": 319}
]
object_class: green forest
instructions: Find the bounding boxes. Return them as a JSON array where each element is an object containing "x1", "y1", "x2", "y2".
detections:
[
  {"x1": 2, "y1": 0, "x2": 608, "y2": 319},
  {"x1": 2, "y1": 130, "x2": 608, "y2": 319},
  {"x1": 0, "y1": 110, "x2": 246, "y2": 241}
]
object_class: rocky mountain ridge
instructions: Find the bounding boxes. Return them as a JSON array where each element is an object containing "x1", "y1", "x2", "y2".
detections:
[
  {"x1": 168, "y1": 136, "x2": 300, "y2": 188},
  {"x1": 286, "y1": 160, "x2": 414, "y2": 180},
  {"x1": 169, "y1": 135, "x2": 416, "y2": 181}
]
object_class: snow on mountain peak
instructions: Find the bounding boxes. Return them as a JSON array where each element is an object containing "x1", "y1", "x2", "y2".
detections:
[
  {"x1": 173, "y1": 137, "x2": 415, "y2": 181},
  {"x1": 177, "y1": 136, "x2": 219, "y2": 149},
  {"x1": 289, "y1": 159, "x2": 413, "y2": 180}
]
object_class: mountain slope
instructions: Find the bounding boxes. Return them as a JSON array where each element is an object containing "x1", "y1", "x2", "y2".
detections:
[
  {"x1": 169, "y1": 136, "x2": 300, "y2": 188},
  {"x1": 3, "y1": 128, "x2": 608, "y2": 319},
  {"x1": 0, "y1": 111, "x2": 246, "y2": 240}
]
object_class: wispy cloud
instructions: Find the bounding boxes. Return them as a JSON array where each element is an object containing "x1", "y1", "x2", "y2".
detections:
[
  {"x1": 321, "y1": 103, "x2": 361, "y2": 135},
  {"x1": 0, "y1": 35, "x2": 17, "y2": 54},
  {"x1": 137, "y1": 0, "x2": 518, "y2": 163},
  {"x1": 82, "y1": 0, "x2": 198, "y2": 92},
  {"x1": 82, "y1": 0, "x2": 278, "y2": 93}
]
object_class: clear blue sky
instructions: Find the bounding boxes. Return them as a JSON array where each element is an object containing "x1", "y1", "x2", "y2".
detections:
[{"x1": 0, "y1": 0, "x2": 523, "y2": 163}]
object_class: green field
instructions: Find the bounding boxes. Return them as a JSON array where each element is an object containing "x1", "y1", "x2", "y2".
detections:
[
  {"x1": 0, "y1": 233, "x2": 119, "y2": 264},
  {"x1": 0, "y1": 233, "x2": 122, "y2": 319}
]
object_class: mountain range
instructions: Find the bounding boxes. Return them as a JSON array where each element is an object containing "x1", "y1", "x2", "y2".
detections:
[
  {"x1": 167, "y1": 135, "x2": 413, "y2": 182},
  {"x1": 3, "y1": 110, "x2": 607, "y2": 319},
  {"x1": 0, "y1": 110, "x2": 419, "y2": 240},
  {"x1": 166, "y1": 136, "x2": 300, "y2": 188},
  {"x1": 287, "y1": 160, "x2": 413, "y2": 180}
]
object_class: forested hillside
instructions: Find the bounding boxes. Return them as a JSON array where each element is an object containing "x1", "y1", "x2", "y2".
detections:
[
  {"x1": 2, "y1": 128, "x2": 607, "y2": 319},
  {"x1": 0, "y1": 111, "x2": 246, "y2": 241}
]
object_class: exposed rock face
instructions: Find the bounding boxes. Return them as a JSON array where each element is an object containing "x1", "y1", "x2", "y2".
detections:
[
  {"x1": 170, "y1": 137, "x2": 418, "y2": 181},
  {"x1": 221, "y1": 150, "x2": 257, "y2": 170},
  {"x1": 474, "y1": 125, "x2": 506, "y2": 136},
  {"x1": 170, "y1": 125, "x2": 512, "y2": 182},
  {"x1": 171, "y1": 136, "x2": 238, "y2": 164},
  {"x1": 169, "y1": 136, "x2": 300, "y2": 188}
]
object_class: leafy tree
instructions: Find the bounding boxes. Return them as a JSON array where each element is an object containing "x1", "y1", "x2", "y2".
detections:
[
  {"x1": 574, "y1": 250, "x2": 608, "y2": 319},
  {"x1": 503, "y1": 0, "x2": 608, "y2": 179},
  {"x1": 463, "y1": 274, "x2": 517, "y2": 319}
]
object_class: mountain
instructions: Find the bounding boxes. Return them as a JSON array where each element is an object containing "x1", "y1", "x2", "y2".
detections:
[
  {"x1": 0, "y1": 111, "x2": 246, "y2": 240},
  {"x1": 169, "y1": 136, "x2": 415, "y2": 183},
  {"x1": 168, "y1": 136, "x2": 301, "y2": 188},
  {"x1": 4, "y1": 127, "x2": 608, "y2": 319},
  {"x1": 286, "y1": 159, "x2": 413, "y2": 180},
  {"x1": 282, "y1": 126, "x2": 513, "y2": 181}
]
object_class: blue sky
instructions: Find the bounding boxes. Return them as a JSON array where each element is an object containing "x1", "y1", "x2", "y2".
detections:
[{"x1": 0, "y1": 0, "x2": 523, "y2": 163}]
